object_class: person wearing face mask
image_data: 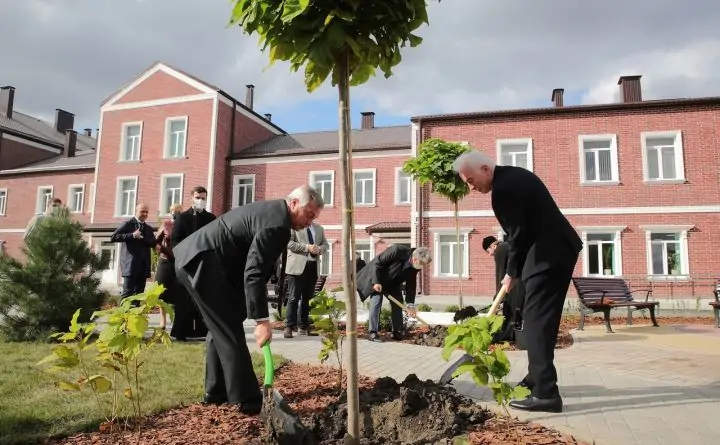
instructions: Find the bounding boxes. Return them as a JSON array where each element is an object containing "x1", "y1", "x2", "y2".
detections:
[
  {"x1": 154, "y1": 204, "x2": 184, "y2": 330},
  {"x1": 357, "y1": 245, "x2": 432, "y2": 342},
  {"x1": 169, "y1": 186, "x2": 216, "y2": 341}
]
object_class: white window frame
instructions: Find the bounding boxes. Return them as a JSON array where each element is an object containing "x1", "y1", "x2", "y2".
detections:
[
  {"x1": 353, "y1": 168, "x2": 376, "y2": 206},
  {"x1": 0, "y1": 188, "x2": 6, "y2": 216},
  {"x1": 354, "y1": 238, "x2": 374, "y2": 264},
  {"x1": 319, "y1": 239, "x2": 335, "y2": 276},
  {"x1": 115, "y1": 176, "x2": 139, "y2": 218},
  {"x1": 578, "y1": 134, "x2": 620, "y2": 185},
  {"x1": 89, "y1": 183, "x2": 96, "y2": 214},
  {"x1": 158, "y1": 173, "x2": 185, "y2": 216},
  {"x1": 309, "y1": 170, "x2": 335, "y2": 207},
  {"x1": 432, "y1": 228, "x2": 472, "y2": 279},
  {"x1": 36, "y1": 186, "x2": 54, "y2": 215},
  {"x1": 496, "y1": 138, "x2": 534, "y2": 172},
  {"x1": 394, "y1": 167, "x2": 413, "y2": 205},
  {"x1": 163, "y1": 116, "x2": 189, "y2": 159},
  {"x1": 577, "y1": 226, "x2": 626, "y2": 278},
  {"x1": 67, "y1": 183, "x2": 85, "y2": 214},
  {"x1": 640, "y1": 130, "x2": 685, "y2": 183},
  {"x1": 231, "y1": 174, "x2": 255, "y2": 208},
  {"x1": 119, "y1": 121, "x2": 143, "y2": 162},
  {"x1": 639, "y1": 224, "x2": 693, "y2": 280}
]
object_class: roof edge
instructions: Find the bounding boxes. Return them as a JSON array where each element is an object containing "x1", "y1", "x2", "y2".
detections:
[
  {"x1": 217, "y1": 89, "x2": 287, "y2": 135},
  {"x1": 230, "y1": 144, "x2": 411, "y2": 160},
  {"x1": 0, "y1": 164, "x2": 95, "y2": 176}
]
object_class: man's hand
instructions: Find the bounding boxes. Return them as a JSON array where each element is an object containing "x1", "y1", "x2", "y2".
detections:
[
  {"x1": 501, "y1": 274, "x2": 514, "y2": 292},
  {"x1": 254, "y1": 320, "x2": 272, "y2": 348},
  {"x1": 373, "y1": 283, "x2": 382, "y2": 293},
  {"x1": 132, "y1": 229, "x2": 142, "y2": 239},
  {"x1": 406, "y1": 304, "x2": 418, "y2": 319},
  {"x1": 308, "y1": 245, "x2": 321, "y2": 255}
]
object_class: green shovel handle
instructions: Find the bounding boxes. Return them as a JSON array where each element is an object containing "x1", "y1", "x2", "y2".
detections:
[{"x1": 262, "y1": 342, "x2": 274, "y2": 387}]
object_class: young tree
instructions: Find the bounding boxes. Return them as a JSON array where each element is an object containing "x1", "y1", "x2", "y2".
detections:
[
  {"x1": 403, "y1": 138, "x2": 470, "y2": 307},
  {"x1": 0, "y1": 212, "x2": 108, "y2": 341},
  {"x1": 229, "y1": 1, "x2": 440, "y2": 441}
]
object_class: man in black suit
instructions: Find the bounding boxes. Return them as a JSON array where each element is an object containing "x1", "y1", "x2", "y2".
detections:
[
  {"x1": 111, "y1": 203, "x2": 157, "y2": 301},
  {"x1": 173, "y1": 184, "x2": 324, "y2": 415},
  {"x1": 482, "y1": 235, "x2": 526, "y2": 343},
  {"x1": 453, "y1": 150, "x2": 582, "y2": 413},
  {"x1": 170, "y1": 186, "x2": 216, "y2": 341},
  {"x1": 357, "y1": 245, "x2": 431, "y2": 342}
]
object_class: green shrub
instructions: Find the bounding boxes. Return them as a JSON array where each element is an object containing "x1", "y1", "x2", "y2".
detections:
[
  {"x1": 416, "y1": 303, "x2": 432, "y2": 312},
  {"x1": 444, "y1": 304, "x2": 460, "y2": 313}
]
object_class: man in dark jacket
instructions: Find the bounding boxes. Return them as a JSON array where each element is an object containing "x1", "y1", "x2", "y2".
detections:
[
  {"x1": 454, "y1": 150, "x2": 582, "y2": 413},
  {"x1": 110, "y1": 203, "x2": 157, "y2": 301},
  {"x1": 170, "y1": 186, "x2": 216, "y2": 340},
  {"x1": 357, "y1": 245, "x2": 431, "y2": 342},
  {"x1": 482, "y1": 235, "x2": 526, "y2": 343},
  {"x1": 173, "y1": 185, "x2": 324, "y2": 415}
]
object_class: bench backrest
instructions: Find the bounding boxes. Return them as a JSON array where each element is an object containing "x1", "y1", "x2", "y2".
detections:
[{"x1": 571, "y1": 277, "x2": 633, "y2": 303}]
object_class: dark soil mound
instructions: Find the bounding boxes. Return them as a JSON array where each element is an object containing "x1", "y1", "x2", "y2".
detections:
[
  {"x1": 307, "y1": 374, "x2": 490, "y2": 445},
  {"x1": 407, "y1": 325, "x2": 448, "y2": 347}
]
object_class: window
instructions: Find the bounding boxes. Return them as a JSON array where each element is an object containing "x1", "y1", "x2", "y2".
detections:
[
  {"x1": 115, "y1": 177, "x2": 138, "y2": 217},
  {"x1": 68, "y1": 184, "x2": 85, "y2": 213},
  {"x1": 395, "y1": 167, "x2": 412, "y2": 205},
  {"x1": 355, "y1": 240, "x2": 373, "y2": 263},
  {"x1": 579, "y1": 227, "x2": 625, "y2": 277},
  {"x1": 0, "y1": 189, "x2": 6, "y2": 215},
  {"x1": 353, "y1": 169, "x2": 376, "y2": 205},
  {"x1": 232, "y1": 174, "x2": 255, "y2": 208},
  {"x1": 433, "y1": 229, "x2": 471, "y2": 278},
  {"x1": 36, "y1": 186, "x2": 53, "y2": 214},
  {"x1": 641, "y1": 131, "x2": 685, "y2": 182},
  {"x1": 496, "y1": 138, "x2": 533, "y2": 171},
  {"x1": 164, "y1": 116, "x2": 188, "y2": 158},
  {"x1": 640, "y1": 225, "x2": 692, "y2": 277},
  {"x1": 579, "y1": 134, "x2": 619, "y2": 184},
  {"x1": 120, "y1": 122, "x2": 143, "y2": 161},
  {"x1": 159, "y1": 174, "x2": 184, "y2": 215},
  {"x1": 319, "y1": 240, "x2": 334, "y2": 276},
  {"x1": 309, "y1": 171, "x2": 334, "y2": 206}
]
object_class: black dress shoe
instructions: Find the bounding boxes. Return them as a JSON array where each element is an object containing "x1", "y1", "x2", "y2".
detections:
[
  {"x1": 509, "y1": 396, "x2": 563, "y2": 413},
  {"x1": 298, "y1": 326, "x2": 319, "y2": 336},
  {"x1": 391, "y1": 331, "x2": 403, "y2": 341},
  {"x1": 235, "y1": 400, "x2": 263, "y2": 416},
  {"x1": 202, "y1": 393, "x2": 227, "y2": 405},
  {"x1": 368, "y1": 332, "x2": 384, "y2": 342}
]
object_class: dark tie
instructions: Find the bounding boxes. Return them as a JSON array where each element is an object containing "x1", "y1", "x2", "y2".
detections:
[{"x1": 307, "y1": 228, "x2": 317, "y2": 258}]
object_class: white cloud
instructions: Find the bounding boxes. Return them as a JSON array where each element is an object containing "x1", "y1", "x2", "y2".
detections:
[{"x1": 1, "y1": 0, "x2": 719, "y2": 129}]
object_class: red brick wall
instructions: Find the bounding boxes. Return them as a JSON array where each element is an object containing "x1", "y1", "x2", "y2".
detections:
[
  {"x1": 0, "y1": 137, "x2": 59, "y2": 170},
  {"x1": 113, "y1": 71, "x2": 204, "y2": 105},
  {"x1": 94, "y1": 100, "x2": 215, "y2": 222},
  {"x1": 0, "y1": 169, "x2": 95, "y2": 258}
]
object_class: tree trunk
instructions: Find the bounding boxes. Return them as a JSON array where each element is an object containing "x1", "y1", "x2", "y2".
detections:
[
  {"x1": 337, "y1": 50, "x2": 360, "y2": 444},
  {"x1": 454, "y1": 201, "x2": 463, "y2": 308}
]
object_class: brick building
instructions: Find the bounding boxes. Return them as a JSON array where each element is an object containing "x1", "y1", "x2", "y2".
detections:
[{"x1": 411, "y1": 76, "x2": 720, "y2": 300}]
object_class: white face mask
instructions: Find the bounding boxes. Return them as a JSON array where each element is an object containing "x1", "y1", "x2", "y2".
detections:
[{"x1": 193, "y1": 199, "x2": 206, "y2": 211}]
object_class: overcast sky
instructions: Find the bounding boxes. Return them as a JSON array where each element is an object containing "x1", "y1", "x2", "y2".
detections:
[{"x1": 1, "y1": 0, "x2": 719, "y2": 133}]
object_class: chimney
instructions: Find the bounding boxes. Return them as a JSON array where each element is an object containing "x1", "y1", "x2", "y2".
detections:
[
  {"x1": 264, "y1": 113, "x2": 272, "y2": 122},
  {"x1": 0, "y1": 86, "x2": 15, "y2": 118},
  {"x1": 617, "y1": 75, "x2": 642, "y2": 103},
  {"x1": 54, "y1": 109, "x2": 75, "y2": 133},
  {"x1": 551, "y1": 88, "x2": 564, "y2": 107},
  {"x1": 63, "y1": 130, "x2": 77, "y2": 158},
  {"x1": 83, "y1": 128, "x2": 92, "y2": 137},
  {"x1": 361, "y1": 111, "x2": 375, "y2": 130},
  {"x1": 245, "y1": 84, "x2": 254, "y2": 110}
]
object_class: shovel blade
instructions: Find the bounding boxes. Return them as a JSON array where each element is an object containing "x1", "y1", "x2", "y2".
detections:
[
  {"x1": 438, "y1": 353, "x2": 474, "y2": 385},
  {"x1": 261, "y1": 388, "x2": 317, "y2": 445}
]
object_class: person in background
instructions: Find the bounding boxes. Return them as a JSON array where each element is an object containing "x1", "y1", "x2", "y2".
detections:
[
  {"x1": 355, "y1": 252, "x2": 367, "y2": 273},
  {"x1": 111, "y1": 203, "x2": 157, "y2": 302},
  {"x1": 482, "y1": 235, "x2": 526, "y2": 343},
  {"x1": 170, "y1": 186, "x2": 216, "y2": 341},
  {"x1": 356, "y1": 245, "x2": 432, "y2": 342},
  {"x1": 154, "y1": 204, "x2": 183, "y2": 330},
  {"x1": 24, "y1": 197, "x2": 64, "y2": 240}
]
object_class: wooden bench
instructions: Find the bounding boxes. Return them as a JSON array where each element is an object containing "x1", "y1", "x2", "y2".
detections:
[
  {"x1": 268, "y1": 275, "x2": 328, "y2": 318},
  {"x1": 711, "y1": 279, "x2": 720, "y2": 328},
  {"x1": 571, "y1": 277, "x2": 659, "y2": 333}
]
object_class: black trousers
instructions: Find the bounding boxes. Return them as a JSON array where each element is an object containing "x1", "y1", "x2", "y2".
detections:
[
  {"x1": 285, "y1": 261, "x2": 318, "y2": 328},
  {"x1": 170, "y1": 286, "x2": 208, "y2": 340},
  {"x1": 121, "y1": 274, "x2": 147, "y2": 300},
  {"x1": 176, "y1": 253, "x2": 261, "y2": 405},
  {"x1": 521, "y1": 255, "x2": 577, "y2": 399}
]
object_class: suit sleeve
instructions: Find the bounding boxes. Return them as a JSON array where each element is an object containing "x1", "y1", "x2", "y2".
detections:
[
  {"x1": 287, "y1": 230, "x2": 308, "y2": 253},
  {"x1": 143, "y1": 225, "x2": 158, "y2": 248},
  {"x1": 317, "y1": 229, "x2": 329, "y2": 254},
  {"x1": 371, "y1": 246, "x2": 398, "y2": 287},
  {"x1": 244, "y1": 226, "x2": 290, "y2": 320},
  {"x1": 169, "y1": 215, "x2": 186, "y2": 248},
  {"x1": 110, "y1": 221, "x2": 134, "y2": 242},
  {"x1": 404, "y1": 274, "x2": 418, "y2": 305},
  {"x1": 494, "y1": 191, "x2": 527, "y2": 279}
]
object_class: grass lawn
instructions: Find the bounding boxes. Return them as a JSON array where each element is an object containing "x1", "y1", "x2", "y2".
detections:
[{"x1": 0, "y1": 340, "x2": 286, "y2": 445}]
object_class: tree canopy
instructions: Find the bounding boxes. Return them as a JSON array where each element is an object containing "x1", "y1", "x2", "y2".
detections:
[{"x1": 403, "y1": 138, "x2": 471, "y2": 204}]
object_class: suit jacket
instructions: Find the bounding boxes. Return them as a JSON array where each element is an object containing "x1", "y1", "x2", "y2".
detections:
[
  {"x1": 493, "y1": 241, "x2": 526, "y2": 311},
  {"x1": 172, "y1": 199, "x2": 292, "y2": 320},
  {"x1": 356, "y1": 245, "x2": 419, "y2": 304},
  {"x1": 110, "y1": 218, "x2": 158, "y2": 278},
  {"x1": 170, "y1": 208, "x2": 216, "y2": 248},
  {"x1": 491, "y1": 165, "x2": 583, "y2": 281},
  {"x1": 285, "y1": 222, "x2": 329, "y2": 276}
]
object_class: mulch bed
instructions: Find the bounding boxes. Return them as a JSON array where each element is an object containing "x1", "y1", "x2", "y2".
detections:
[{"x1": 47, "y1": 363, "x2": 590, "y2": 445}]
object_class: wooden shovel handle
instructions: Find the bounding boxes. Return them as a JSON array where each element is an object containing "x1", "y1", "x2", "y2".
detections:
[
  {"x1": 384, "y1": 294, "x2": 431, "y2": 327},
  {"x1": 487, "y1": 285, "x2": 508, "y2": 316}
]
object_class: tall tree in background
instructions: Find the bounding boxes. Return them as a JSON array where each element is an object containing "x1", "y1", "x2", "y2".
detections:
[{"x1": 229, "y1": 0, "x2": 439, "y2": 441}]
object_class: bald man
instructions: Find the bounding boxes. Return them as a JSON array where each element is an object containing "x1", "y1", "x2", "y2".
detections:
[{"x1": 111, "y1": 203, "x2": 158, "y2": 301}]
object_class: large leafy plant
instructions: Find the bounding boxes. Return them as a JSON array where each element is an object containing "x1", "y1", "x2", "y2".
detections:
[{"x1": 310, "y1": 287, "x2": 347, "y2": 395}]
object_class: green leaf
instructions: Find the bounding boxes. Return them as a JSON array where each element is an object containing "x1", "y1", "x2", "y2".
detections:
[
  {"x1": 56, "y1": 380, "x2": 81, "y2": 391},
  {"x1": 509, "y1": 384, "x2": 532, "y2": 401},
  {"x1": 350, "y1": 65, "x2": 375, "y2": 86},
  {"x1": 88, "y1": 375, "x2": 113, "y2": 393},
  {"x1": 126, "y1": 314, "x2": 149, "y2": 337},
  {"x1": 69, "y1": 309, "x2": 82, "y2": 333},
  {"x1": 281, "y1": 0, "x2": 310, "y2": 22}
]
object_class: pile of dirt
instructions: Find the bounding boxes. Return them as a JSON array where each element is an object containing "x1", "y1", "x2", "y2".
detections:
[
  {"x1": 306, "y1": 374, "x2": 490, "y2": 445},
  {"x1": 406, "y1": 325, "x2": 448, "y2": 347}
]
